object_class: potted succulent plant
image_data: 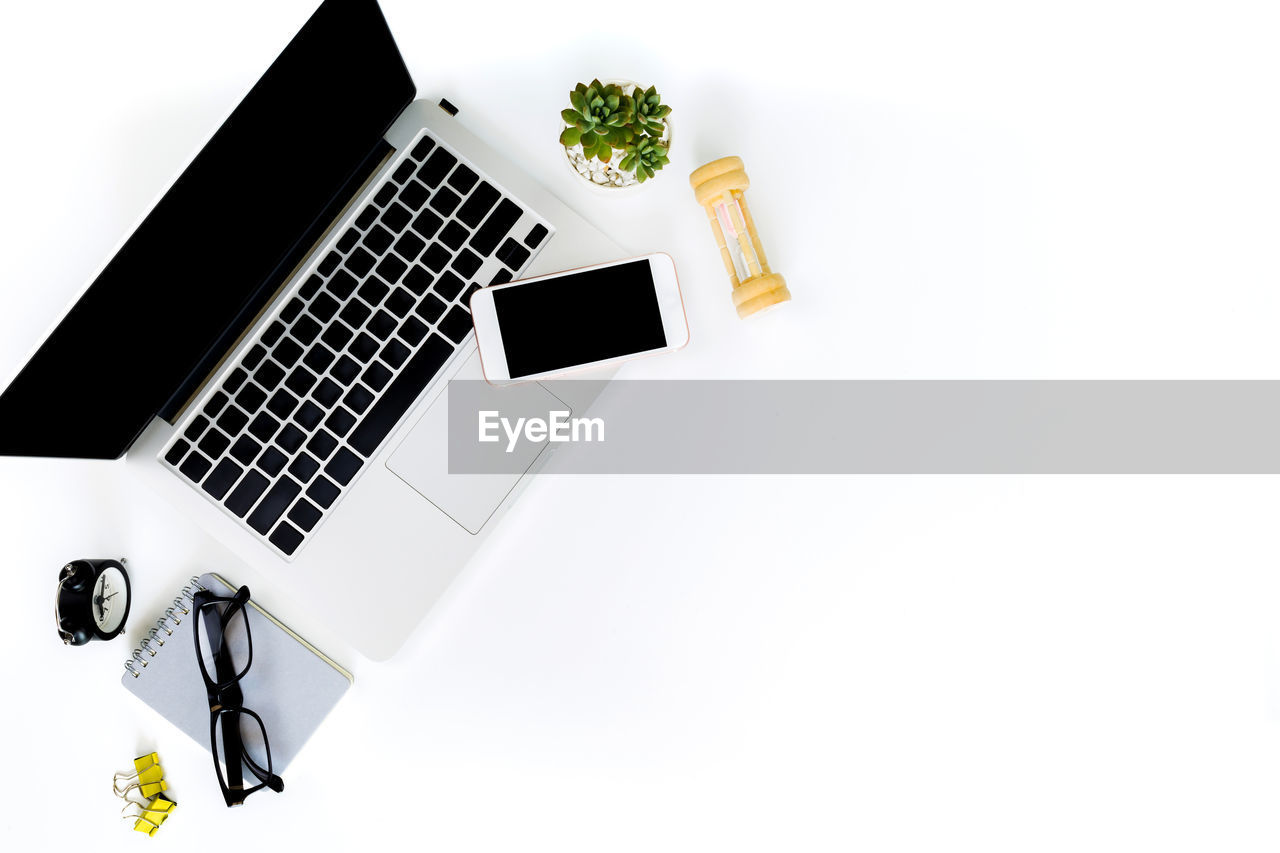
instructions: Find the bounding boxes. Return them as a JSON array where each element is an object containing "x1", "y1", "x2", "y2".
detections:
[{"x1": 560, "y1": 79, "x2": 672, "y2": 191}]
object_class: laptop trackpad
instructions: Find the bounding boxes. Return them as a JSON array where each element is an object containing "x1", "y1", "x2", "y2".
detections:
[{"x1": 386, "y1": 352, "x2": 565, "y2": 534}]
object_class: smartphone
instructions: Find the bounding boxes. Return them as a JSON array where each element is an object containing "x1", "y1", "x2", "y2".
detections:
[{"x1": 469, "y1": 253, "x2": 688, "y2": 383}]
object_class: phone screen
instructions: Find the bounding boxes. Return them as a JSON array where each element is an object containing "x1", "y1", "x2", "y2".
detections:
[{"x1": 492, "y1": 259, "x2": 667, "y2": 378}]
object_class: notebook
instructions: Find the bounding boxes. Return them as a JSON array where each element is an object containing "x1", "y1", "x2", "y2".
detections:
[{"x1": 122, "y1": 573, "x2": 352, "y2": 773}]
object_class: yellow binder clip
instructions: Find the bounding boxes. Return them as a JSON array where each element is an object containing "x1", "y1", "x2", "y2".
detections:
[
  {"x1": 122, "y1": 794, "x2": 177, "y2": 836},
  {"x1": 113, "y1": 752, "x2": 168, "y2": 800}
]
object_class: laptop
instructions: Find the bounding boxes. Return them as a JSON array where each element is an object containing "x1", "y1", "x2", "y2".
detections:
[{"x1": 0, "y1": 0, "x2": 621, "y2": 660}]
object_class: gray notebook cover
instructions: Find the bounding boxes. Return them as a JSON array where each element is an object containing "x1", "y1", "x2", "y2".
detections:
[{"x1": 121, "y1": 573, "x2": 353, "y2": 773}]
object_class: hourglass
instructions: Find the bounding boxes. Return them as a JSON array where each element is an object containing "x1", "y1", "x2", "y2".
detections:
[{"x1": 689, "y1": 156, "x2": 791, "y2": 318}]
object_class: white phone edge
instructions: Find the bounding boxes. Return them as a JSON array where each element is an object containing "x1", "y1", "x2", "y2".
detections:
[{"x1": 468, "y1": 252, "x2": 688, "y2": 385}]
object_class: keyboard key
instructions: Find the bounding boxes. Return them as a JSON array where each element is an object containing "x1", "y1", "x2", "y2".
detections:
[
  {"x1": 285, "y1": 367, "x2": 317, "y2": 397},
  {"x1": 183, "y1": 415, "x2": 210, "y2": 443},
  {"x1": 438, "y1": 306, "x2": 474, "y2": 344},
  {"x1": 304, "y1": 344, "x2": 336, "y2": 374},
  {"x1": 489, "y1": 268, "x2": 513, "y2": 286},
  {"x1": 317, "y1": 251, "x2": 341, "y2": 276},
  {"x1": 322, "y1": 322, "x2": 354, "y2": 352},
  {"x1": 202, "y1": 458, "x2": 243, "y2": 500},
  {"x1": 314, "y1": 377, "x2": 343, "y2": 406},
  {"x1": 226, "y1": 366, "x2": 250, "y2": 394},
  {"x1": 418, "y1": 149, "x2": 457, "y2": 187},
  {"x1": 415, "y1": 293, "x2": 447, "y2": 324},
  {"x1": 294, "y1": 400, "x2": 324, "y2": 430},
  {"x1": 292, "y1": 315, "x2": 321, "y2": 345},
  {"x1": 386, "y1": 287, "x2": 415, "y2": 318},
  {"x1": 336, "y1": 228, "x2": 360, "y2": 253},
  {"x1": 266, "y1": 389, "x2": 299, "y2": 419},
  {"x1": 448, "y1": 164, "x2": 479, "y2": 194},
  {"x1": 340, "y1": 300, "x2": 372, "y2": 330},
  {"x1": 330, "y1": 357, "x2": 360, "y2": 385},
  {"x1": 242, "y1": 346, "x2": 267, "y2": 371},
  {"x1": 325, "y1": 408, "x2": 356, "y2": 438},
  {"x1": 307, "y1": 476, "x2": 341, "y2": 509},
  {"x1": 299, "y1": 275, "x2": 324, "y2": 300},
  {"x1": 451, "y1": 249, "x2": 483, "y2": 278},
  {"x1": 376, "y1": 253, "x2": 409, "y2": 283},
  {"x1": 439, "y1": 221, "x2": 469, "y2": 250},
  {"x1": 355, "y1": 206, "x2": 378, "y2": 229},
  {"x1": 274, "y1": 337, "x2": 303, "y2": 367},
  {"x1": 345, "y1": 247, "x2": 375, "y2": 277},
  {"x1": 164, "y1": 440, "x2": 190, "y2": 466},
  {"x1": 254, "y1": 361, "x2": 285, "y2": 390},
  {"x1": 275, "y1": 423, "x2": 306, "y2": 453},
  {"x1": 205, "y1": 391, "x2": 229, "y2": 418},
  {"x1": 496, "y1": 237, "x2": 531, "y2": 270},
  {"x1": 198, "y1": 429, "x2": 230, "y2": 459},
  {"x1": 348, "y1": 334, "x2": 454, "y2": 457},
  {"x1": 359, "y1": 277, "x2": 390, "y2": 305},
  {"x1": 309, "y1": 292, "x2": 340, "y2": 323},
  {"x1": 289, "y1": 453, "x2": 320, "y2": 483},
  {"x1": 403, "y1": 266, "x2": 432, "y2": 295},
  {"x1": 350, "y1": 333, "x2": 379, "y2": 363},
  {"x1": 399, "y1": 180, "x2": 429, "y2": 211},
  {"x1": 308, "y1": 429, "x2": 340, "y2": 459},
  {"x1": 398, "y1": 316, "x2": 428, "y2": 346},
  {"x1": 270, "y1": 521, "x2": 305, "y2": 556},
  {"x1": 236, "y1": 383, "x2": 268, "y2": 414},
  {"x1": 225, "y1": 470, "x2": 269, "y2": 517},
  {"x1": 281, "y1": 297, "x2": 304, "y2": 323},
  {"x1": 411, "y1": 210, "x2": 443, "y2": 240},
  {"x1": 345, "y1": 384, "x2": 375, "y2": 414},
  {"x1": 429, "y1": 187, "x2": 461, "y2": 216},
  {"x1": 409, "y1": 135, "x2": 435, "y2": 161},
  {"x1": 393, "y1": 232, "x2": 425, "y2": 262},
  {"x1": 325, "y1": 447, "x2": 364, "y2": 485},
  {"x1": 457, "y1": 182, "x2": 499, "y2": 228},
  {"x1": 464, "y1": 283, "x2": 482, "y2": 305},
  {"x1": 257, "y1": 446, "x2": 287, "y2": 476},
  {"x1": 230, "y1": 435, "x2": 261, "y2": 465},
  {"x1": 434, "y1": 272, "x2": 465, "y2": 301},
  {"x1": 422, "y1": 243, "x2": 451, "y2": 272},
  {"x1": 392, "y1": 159, "x2": 416, "y2": 184},
  {"x1": 247, "y1": 476, "x2": 302, "y2": 535},
  {"x1": 524, "y1": 223, "x2": 549, "y2": 248},
  {"x1": 380, "y1": 202, "x2": 412, "y2": 233},
  {"x1": 288, "y1": 499, "x2": 323, "y2": 533},
  {"x1": 381, "y1": 339, "x2": 411, "y2": 368},
  {"x1": 362, "y1": 361, "x2": 393, "y2": 391},
  {"x1": 262, "y1": 321, "x2": 286, "y2": 347},
  {"x1": 367, "y1": 310, "x2": 397, "y2": 340},
  {"x1": 470, "y1": 199, "x2": 523, "y2": 255},
  {"x1": 363, "y1": 224, "x2": 394, "y2": 255},
  {"x1": 329, "y1": 269, "x2": 358, "y2": 299},
  {"x1": 179, "y1": 452, "x2": 211, "y2": 482},
  {"x1": 248, "y1": 412, "x2": 280, "y2": 442},
  {"x1": 374, "y1": 182, "x2": 397, "y2": 207}
]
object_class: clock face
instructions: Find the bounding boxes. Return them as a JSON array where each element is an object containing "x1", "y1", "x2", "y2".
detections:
[{"x1": 93, "y1": 566, "x2": 128, "y2": 635}]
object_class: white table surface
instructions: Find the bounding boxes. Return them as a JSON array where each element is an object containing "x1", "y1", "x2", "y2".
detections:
[{"x1": 2, "y1": 1, "x2": 1279, "y2": 849}]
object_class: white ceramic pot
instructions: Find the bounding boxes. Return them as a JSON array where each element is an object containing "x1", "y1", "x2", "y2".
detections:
[{"x1": 560, "y1": 78, "x2": 672, "y2": 195}]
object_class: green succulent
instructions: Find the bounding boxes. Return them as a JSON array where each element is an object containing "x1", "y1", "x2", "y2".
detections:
[
  {"x1": 618, "y1": 136, "x2": 670, "y2": 182},
  {"x1": 628, "y1": 85, "x2": 671, "y2": 136},
  {"x1": 559, "y1": 79, "x2": 634, "y2": 163}
]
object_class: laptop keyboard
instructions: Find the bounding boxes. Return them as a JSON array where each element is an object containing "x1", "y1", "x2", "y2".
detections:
[{"x1": 159, "y1": 128, "x2": 553, "y2": 558}]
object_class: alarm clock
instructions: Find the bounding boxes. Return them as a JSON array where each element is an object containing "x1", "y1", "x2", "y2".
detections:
[{"x1": 55, "y1": 558, "x2": 131, "y2": 645}]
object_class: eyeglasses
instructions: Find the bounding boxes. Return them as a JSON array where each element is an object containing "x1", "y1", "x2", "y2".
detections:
[{"x1": 191, "y1": 586, "x2": 284, "y2": 807}]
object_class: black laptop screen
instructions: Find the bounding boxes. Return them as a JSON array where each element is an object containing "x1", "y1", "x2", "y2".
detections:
[{"x1": 0, "y1": 0, "x2": 414, "y2": 458}]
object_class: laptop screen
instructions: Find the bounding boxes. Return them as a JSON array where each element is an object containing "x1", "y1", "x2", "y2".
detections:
[{"x1": 0, "y1": 0, "x2": 414, "y2": 458}]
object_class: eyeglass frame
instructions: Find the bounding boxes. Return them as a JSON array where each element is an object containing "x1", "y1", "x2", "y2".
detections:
[{"x1": 191, "y1": 586, "x2": 285, "y2": 806}]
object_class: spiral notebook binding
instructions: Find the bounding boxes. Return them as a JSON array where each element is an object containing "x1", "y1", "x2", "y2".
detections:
[{"x1": 123, "y1": 576, "x2": 205, "y2": 678}]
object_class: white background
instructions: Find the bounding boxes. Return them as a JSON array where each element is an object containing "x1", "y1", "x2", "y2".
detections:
[{"x1": 2, "y1": 0, "x2": 1279, "y2": 849}]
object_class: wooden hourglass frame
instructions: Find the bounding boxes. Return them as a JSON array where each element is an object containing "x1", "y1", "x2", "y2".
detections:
[{"x1": 689, "y1": 156, "x2": 791, "y2": 318}]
